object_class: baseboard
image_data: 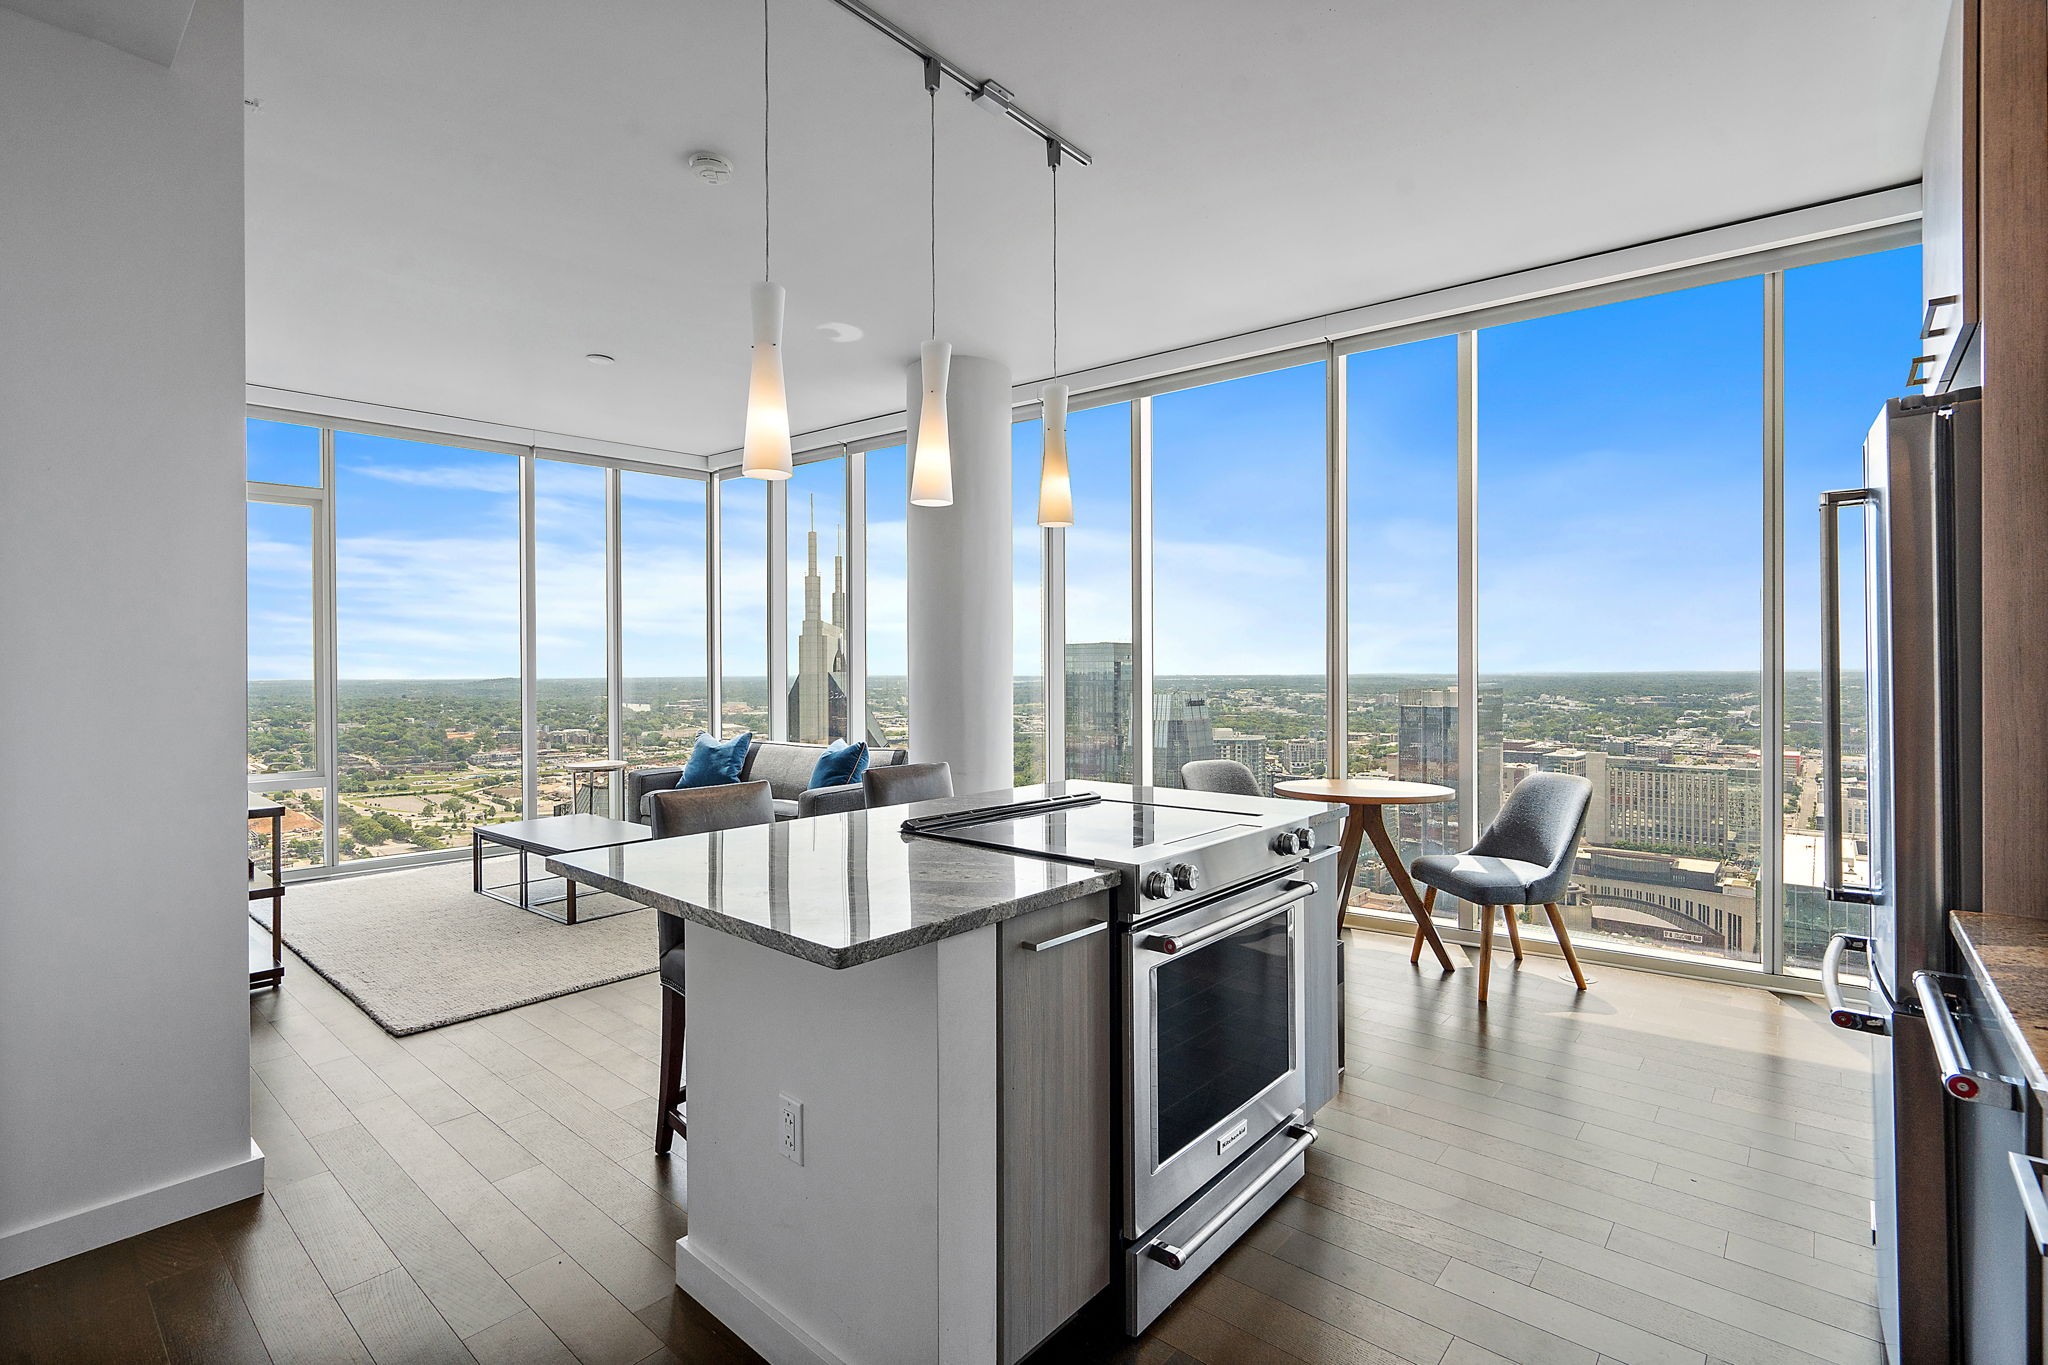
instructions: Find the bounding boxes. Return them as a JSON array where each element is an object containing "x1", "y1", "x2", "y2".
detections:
[
  {"x1": 675, "y1": 1235, "x2": 852, "y2": 1365},
  {"x1": 0, "y1": 1140, "x2": 264, "y2": 1280}
]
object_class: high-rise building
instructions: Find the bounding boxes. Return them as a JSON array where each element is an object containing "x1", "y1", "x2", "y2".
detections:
[
  {"x1": 1212, "y1": 733, "x2": 1270, "y2": 793},
  {"x1": 1065, "y1": 642, "x2": 1133, "y2": 781},
  {"x1": 789, "y1": 501, "x2": 850, "y2": 744},
  {"x1": 1152, "y1": 690, "x2": 1215, "y2": 788}
]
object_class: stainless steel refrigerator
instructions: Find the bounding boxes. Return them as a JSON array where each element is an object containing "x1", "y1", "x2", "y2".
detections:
[{"x1": 1817, "y1": 389, "x2": 2033, "y2": 1363}]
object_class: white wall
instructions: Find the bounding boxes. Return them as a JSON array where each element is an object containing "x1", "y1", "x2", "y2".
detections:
[{"x1": 0, "y1": 0, "x2": 259, "y2": 1276}]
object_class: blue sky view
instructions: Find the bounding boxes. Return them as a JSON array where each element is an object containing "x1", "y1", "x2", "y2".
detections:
[{"x1": 249, "y1": 246, "x2": 1920, "y2": 684}]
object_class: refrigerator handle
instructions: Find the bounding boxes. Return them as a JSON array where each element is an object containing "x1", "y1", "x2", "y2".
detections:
[
  {"x1": 1822, "y1": 933, "x2": 1886, "y2": 1034},
  {"x1": 1819, "y1": 489, "x2": 1880, "y2": 905}
]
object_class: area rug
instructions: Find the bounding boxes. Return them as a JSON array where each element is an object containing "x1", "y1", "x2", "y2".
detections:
[{"x1": 255, "y1": 860, "x2": 657, "y2": 1036}]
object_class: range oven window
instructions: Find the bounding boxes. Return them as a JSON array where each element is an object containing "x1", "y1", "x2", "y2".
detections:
[{"x1": 1152, "y1": 915, "x2": 1293, "y2": 1162}]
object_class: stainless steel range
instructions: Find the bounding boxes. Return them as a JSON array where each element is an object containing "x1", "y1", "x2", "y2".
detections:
[{"x1": 903, "y1": 781, "x2": 1344, "y2": 1334}]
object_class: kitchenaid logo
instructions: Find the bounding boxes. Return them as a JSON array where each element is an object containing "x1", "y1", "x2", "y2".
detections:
[{"x1": 1217, "y1": 1118, "x2": 1250, "y2": 1156}]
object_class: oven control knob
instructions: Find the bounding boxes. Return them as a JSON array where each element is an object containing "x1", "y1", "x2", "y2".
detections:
[
  {"x1": 1294, "y1": 827, "x2": 1316, "y2": 852},
  {"x1": 1170, "y1": 862, "x2": 1201, "y2": 891},
  {"x1": 1270, "y1": 830, "x2": 1303, "y2": 855},
  {"x1": 1142, "y1": 870, "x2": 1174, "y2": 900}
]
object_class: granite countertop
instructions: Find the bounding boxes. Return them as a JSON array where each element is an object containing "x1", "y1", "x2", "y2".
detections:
[
  {"x1": 546, "y1": 801, "x2": 1120, "y2": 970},
  {"x1": 1950, "y1": 911, "x2": 2048, "y2": 1091}
]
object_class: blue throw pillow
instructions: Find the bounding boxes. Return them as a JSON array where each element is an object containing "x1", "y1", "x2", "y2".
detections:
[
  {"x1": 808, "y1": 740, "x2": 869, "y2": 789},
  {"x1": 676, "y1": 731, "x2": 752, "y2": 788}
]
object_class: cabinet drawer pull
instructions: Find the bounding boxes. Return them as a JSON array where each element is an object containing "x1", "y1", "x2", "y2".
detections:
[
  {"x1": 1921, "y1": 295, "x2": 1959, "y2": 339},
  {"x1": 1019, "y1": 919, "x2": 1107, "y2": 952},
  {"x1": 2011, "y1": 1153, "x2": 2048, "y2": 1257}
]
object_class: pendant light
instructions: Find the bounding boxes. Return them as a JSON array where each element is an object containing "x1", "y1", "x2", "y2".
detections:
[
  {"x1": 908, "y1": 57, "x2": 954, "y2": 508},
  {"x1": 1037, "y1": 139, "x2": 1073, "y2": 527},
  {"x1": 742, "y1": 0, "x2": 792, "y2": 481}
]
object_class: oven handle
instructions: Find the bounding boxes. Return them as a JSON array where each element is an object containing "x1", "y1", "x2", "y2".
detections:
[
  {"x1": 1141, "y1": 880, "x2": 1315, "y2": 956},
  {"x1": 1146, "y1": 1114, "x2": 1316, "y2": 1270}
]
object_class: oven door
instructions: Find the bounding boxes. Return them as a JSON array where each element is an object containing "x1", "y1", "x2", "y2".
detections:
[{"x1": 1124, "y1": 869, "x2": 1311, "y2": 1237}]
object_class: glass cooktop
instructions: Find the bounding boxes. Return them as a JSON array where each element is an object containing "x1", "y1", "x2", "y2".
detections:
[{"x1": 914, "y1": 798, "x2": 1263, "y2": 869}]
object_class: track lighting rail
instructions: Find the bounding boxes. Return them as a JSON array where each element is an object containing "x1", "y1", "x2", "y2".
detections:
[{"x1": 822, "y1": 0, "x2": 1093, "y2": 166}]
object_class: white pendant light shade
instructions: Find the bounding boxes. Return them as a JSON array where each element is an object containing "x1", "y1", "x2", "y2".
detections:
[
  {"x1": 742, "y1": 280, "x2": 792, "y2": 480},
  {"x1": 1037, "y1": 381, "x2": 1073, "y2": 527},
  {"x1": 910, "y1": 338, "x2": 954, "y2": 507}
]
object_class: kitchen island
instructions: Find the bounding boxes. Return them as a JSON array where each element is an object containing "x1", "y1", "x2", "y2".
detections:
[{"x1": 549, "y1": 791, "x2": 1122, "y2": 1365}]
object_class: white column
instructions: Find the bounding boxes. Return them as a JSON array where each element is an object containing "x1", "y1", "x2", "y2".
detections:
[{"x1": 906, "y1": 353, "x2": 1014, "y2": 792}]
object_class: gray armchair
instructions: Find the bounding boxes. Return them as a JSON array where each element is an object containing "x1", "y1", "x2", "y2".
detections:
[
  {"x1": 1408, "y1": 771, "x2": 1593, "y2": 1002},
  {"x1": 1181, "y1": 759, "x2": 1262, "y2": 796}
]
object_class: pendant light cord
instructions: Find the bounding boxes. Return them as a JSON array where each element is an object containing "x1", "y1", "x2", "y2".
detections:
[
  {"x1": 1050, "y1": 155, "x2": 1059, "y2": 380},
  {"x1": 928, "y1": 81, "x2": 937, "y2": 337},
  {"x1": 762, "y1": 0, "x2": 771, "y2": 281}
]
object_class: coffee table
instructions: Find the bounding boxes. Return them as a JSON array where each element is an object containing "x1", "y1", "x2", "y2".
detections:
[{"x1": 473, "y1": 814, "x2": 654, "y2": 924}]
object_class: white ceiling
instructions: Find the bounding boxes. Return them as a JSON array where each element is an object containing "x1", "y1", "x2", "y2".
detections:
[
  {"x1": 5, "y1": 0, "x2": 194, "y2": 64},
  {"x1": 246, "y1": 0, "x2": 1948, "y2": 459}
]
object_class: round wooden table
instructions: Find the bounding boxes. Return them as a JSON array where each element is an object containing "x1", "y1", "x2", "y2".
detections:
[{"x1": 1273, "y1": 778, "x2": 1457, "y2": 973}]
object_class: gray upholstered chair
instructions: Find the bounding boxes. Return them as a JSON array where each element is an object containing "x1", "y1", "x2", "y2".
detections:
[
  {"x1": 1181, "y1": 759, "x2": 1261, "y2": 796},
  {"x1": 1408, "y1": 771, "x2": 1593, "y2": 1003},
  {"x1": 863, "y1": 761, "x2": 953, "y2": 809},
  {"x1": 797, "y1": 783, "x2": 868, "y2": 818},
  {"x1": 646, "y1": 780, "x2": 775, "y2": 1153}
]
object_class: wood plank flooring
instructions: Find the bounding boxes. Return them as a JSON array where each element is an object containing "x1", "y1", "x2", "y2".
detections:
[{"x1": 0, "y1": 924, "x2": 1879, "y2": 1365}]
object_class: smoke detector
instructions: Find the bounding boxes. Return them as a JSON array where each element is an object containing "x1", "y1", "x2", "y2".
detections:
[{"x1": 687, "y1": 152, "x2": 734, "y2": 185}]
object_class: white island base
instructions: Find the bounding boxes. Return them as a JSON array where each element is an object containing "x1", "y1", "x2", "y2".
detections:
[{"x1": 672, "y1": 889, "x2": 1114, "y2": 1365}]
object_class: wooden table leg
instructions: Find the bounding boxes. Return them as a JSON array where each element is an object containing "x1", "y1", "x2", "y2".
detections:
[
  {"x1": 1333, "y1": 809, "x2": 1367, "y2": 908},
  {"x1": 473, "y1": 831, "x2": 483, "y2": 894},
  {"x1": 1364, "y1": 806, "x2": 1455, "y2": 972},
  {"x1": 565, "y1": 877, "x2": 578, "y2": 926}
]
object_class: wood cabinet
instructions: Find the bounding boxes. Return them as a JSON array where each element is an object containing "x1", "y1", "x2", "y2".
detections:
[
  {"x1": 1933, "y1": 0, "x2": 2048, "y2": 918},
  {"x1": 996, "y1": 899, "x2": 1113, "y2": 1364}
]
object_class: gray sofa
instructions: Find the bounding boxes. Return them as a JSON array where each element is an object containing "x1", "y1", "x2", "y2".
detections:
[{"x1": 625, "y1": 739, "x2": 910, "y2": 823}]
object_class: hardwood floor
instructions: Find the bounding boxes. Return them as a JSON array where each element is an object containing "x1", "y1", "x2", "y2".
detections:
[{"x1": 0, "y1": 926, "x2": 1879, "y2": 1365}]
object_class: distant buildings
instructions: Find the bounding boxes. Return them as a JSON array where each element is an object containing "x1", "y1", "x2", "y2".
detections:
[
  {"x1": 1065, "y1": 642, "x2": 1134, "y2": 782},
  {"x1": 789, "y1": 501, "x2": 850, "y2": 744},
  {"x1": 1152, "y1": 690, "x2": 1215, "y2": 788}
]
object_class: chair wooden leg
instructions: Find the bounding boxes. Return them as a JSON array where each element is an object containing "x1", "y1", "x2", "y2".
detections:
[
  {"x1": 1409, "y1": 887, "x2": 1437, "y2": 964},
  {"x1": 655, "y1": 986, "x2": 687, "y2": 1154},
  {"x1": 1544, "y1": 902, "x2": 1588, "y2": 991},
  {"x1": 1477, "y1": 905, "x2": 1495, "y2": 1003},
  {"x1": 1503, "y1": 902, "x2": 1524, "y2": 961}
]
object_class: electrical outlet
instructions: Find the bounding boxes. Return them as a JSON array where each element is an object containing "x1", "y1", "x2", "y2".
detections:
[{"x1": 778, "y1": 1094, "x2": 803, "y2": 1166}]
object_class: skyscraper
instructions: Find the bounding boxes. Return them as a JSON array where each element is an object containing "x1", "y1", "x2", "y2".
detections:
[
  {"x1": 790, "y1": 499, "x2": 850, "y2": 744},
  {"x1": 1065, "y1": 641, "x2": 1133, "y2": 781},
  {"x1": 1152, "y1": 690, "x2": 1216, "y2": 788}
]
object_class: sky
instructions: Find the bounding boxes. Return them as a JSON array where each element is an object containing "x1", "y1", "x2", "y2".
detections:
[{"x1": 247, "y1": 244, "x2": 1920, "y2": 683}]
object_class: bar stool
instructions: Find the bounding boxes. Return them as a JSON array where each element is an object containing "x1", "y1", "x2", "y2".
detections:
[
  {"x1": 863, "y1": 761, "x2": 953, "y2": 808},
  {"x1": 646, "y1": 780, "x2": 775, "y2": 1154},
  {"x1": 1408, "y1": 772, "x2": 1593, "y2": 1004}
]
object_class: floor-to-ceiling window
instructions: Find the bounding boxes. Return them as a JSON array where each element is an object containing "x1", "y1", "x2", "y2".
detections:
[
  {"x1": 865, "y1": 445, "x2": 910, "y2": 751},
  {"x1": 1151, "y1": 364, "x2": 1327, "y2": 792},
  {"x1": 332, "y1": 432, "x2": 522, "y2": 860},
  {"x1": 619, "y1": 472, "x2": 709, "y2": 765},
  {"x1": 535, "y1": 460, "x2": 611, "y2": 811},
  {"x1": 1478, "y1": 279, "x2": 1766, "y2": 963},
  {"x1": 787, "y1": 457, "x2": 850, "y2": 745},
  {"x1": 718, "y1": 474, "x2": 771, "y2": 738},
  {"x1": 1782, "y1": 246, "x2": 1922, "y2": 970},
  {"x1": 1063, "y1": 402, "x2": 1135, "y2": 783},
  {"x1": 1345, "y1": 336, "x2": 1461, "y2": 917},
  {"x1": 1013, "y1": 419, "x2": 1045, "y2": 783}
]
